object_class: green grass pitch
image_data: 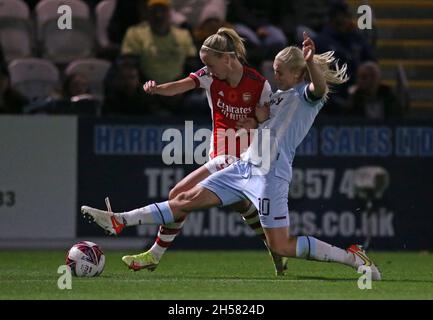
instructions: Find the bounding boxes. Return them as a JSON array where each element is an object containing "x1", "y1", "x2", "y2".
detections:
[{"x1": 1, "y1": 250, "x2": 432, "y2": 299}]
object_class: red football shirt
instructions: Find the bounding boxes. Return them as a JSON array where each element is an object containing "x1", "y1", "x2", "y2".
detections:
[{"x1": 189, "y1": 66, "x2": 271, "y2": 158}]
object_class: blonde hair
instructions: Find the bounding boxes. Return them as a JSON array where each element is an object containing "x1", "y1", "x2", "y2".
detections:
[
  {"x1": 200, "y1": 27, "x2": 247, "y2": 64},
  {"x1": 275, "y1": 46, "x2": 349, "y2": 99}
]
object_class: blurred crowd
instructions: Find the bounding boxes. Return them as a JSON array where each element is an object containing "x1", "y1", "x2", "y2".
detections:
[{"x1": 0, "y1": 0, "x2": 405, "y2": 119}]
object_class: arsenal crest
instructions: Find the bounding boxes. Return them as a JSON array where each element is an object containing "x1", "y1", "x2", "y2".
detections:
[{"x1": 243, "y1": 92, "x2": 252, "y2": 103}]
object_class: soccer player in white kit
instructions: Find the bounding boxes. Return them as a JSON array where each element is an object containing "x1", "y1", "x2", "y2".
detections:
[{"x1": 82, "y1": 32, "x2": 381, "y2": 280}]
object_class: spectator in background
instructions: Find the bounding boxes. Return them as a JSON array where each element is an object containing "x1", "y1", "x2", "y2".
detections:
[
  {"x1": 121, "y1": 0, "x2": 198, "y2": 84},
  {"x1": 314, "y1": 1, "x2": 376, "y2": 79},
  {"x1": 313, "y1": 1, "x2": 376, "y2": 114},
  {"x1": 226, "y1": 0, "x2": 287, "y2": 67},
  {"x1": 289, "y1": 0, "x2": 330, "y2": 44},
  {"x1": 108, "y1": 0, "x2": 227, "y2": 44},
  {"x1": 104, "y1": 59, "x2": 156, "y2": 116},
  {"x1": 26, "y1": 72, "x2": 96, "y2": 115},
  {"x1": 0, "y1": 65, "x2": 28, "y2": 114},
  {"x1": 108, "y1": 0, "x2": 149, "y2": 46},
  {"x1": 61, "y1": 73, "x2": 100, "y2": 115},
  {"x1": 348, "y1": 61, "x2": 402, "y2": 119},
  {"x1": 63, "y1": 73, "x2": 92, "y2": 99},
  {"x1": 29, "y1": 71, "x2": 98, "y2": 115}
]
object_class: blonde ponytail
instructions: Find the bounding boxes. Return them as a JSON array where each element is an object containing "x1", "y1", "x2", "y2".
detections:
[
  {"x1": 312, "y1": 51, "x2": 349, "y2": 85},
  {"x1": 276, "y1": 46, "x2": 349, "y2": 99},
  {"x1": 201, "y1": 27, "x2": 247, "y2": 63}
]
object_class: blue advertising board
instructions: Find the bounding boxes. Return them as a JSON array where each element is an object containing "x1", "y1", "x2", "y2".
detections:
[{"x1": 78, "y1": 116, "x2": 433, "y2": 250}]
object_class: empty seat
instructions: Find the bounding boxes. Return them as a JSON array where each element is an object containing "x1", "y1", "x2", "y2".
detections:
[
  {"x1": 36, "y1": 0, "x2": 94, "y2": 64},
  {"x1": 95, "y1": 0, "x2": 117, "y2": 48},
  {"x1": 8, "y1": 58, "x2": 59, "y2": 105},
  {"x1": 65, "y1": 58, "x2": 111, "y2": 100},
  {"x1": 0, "y1": 0, "x2": 33, "y2": 62}
]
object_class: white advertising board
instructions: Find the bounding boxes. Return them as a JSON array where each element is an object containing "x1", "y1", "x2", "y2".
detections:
[{"x1": 0, "y1": 116, "x2": 77, "y2": 239}]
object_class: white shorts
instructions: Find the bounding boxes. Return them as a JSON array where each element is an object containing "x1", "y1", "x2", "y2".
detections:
[
  {"x1": 199, "y1": 160, "x2": 290, "y2": 228},
  {"x1": 204, "y1": 154, "x2": 239, "y2": 174}
]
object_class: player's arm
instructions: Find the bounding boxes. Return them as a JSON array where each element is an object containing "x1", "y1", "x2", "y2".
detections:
[
  {"x1": 254, "y1": 80, "x2": 272, "y2": 123},
  {"x1": 143, "y1": 77, "x2": 196, "y2": 96},
  {"x1": 255, "y1": 102, "x2": 270, "y2": 123},
  {"x1": 303, "y1": 32, "x2": 327, "y2": 99}
]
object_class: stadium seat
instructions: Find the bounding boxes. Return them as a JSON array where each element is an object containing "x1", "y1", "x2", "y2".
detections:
[
  {"x1": 36, "y1": 0, "x2": 94, "y2": 64},
  {"x1": 95, "y1": 0, "x2": 117, "y2": 48},
  {"x1": 8, "y1": 58, "x2": 59, "y2": 105},
  {"x1": 0, "y1": 0, "x2": 33, "y2": 62},
  {"x1": 65, "y1": 58, "x2": 111, "y2": 101}
]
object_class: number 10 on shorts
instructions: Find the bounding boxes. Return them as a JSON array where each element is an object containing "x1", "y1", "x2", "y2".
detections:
[{"x1": 258, "y1": 198, "x2": 270, "y2": 216}]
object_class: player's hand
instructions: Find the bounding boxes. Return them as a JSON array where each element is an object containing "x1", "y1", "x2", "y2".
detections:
[
  {"x1": 255, "y1": 102, "x2": 270, "y2": 123},
  {"x1": 235, "y1": 117, "x2": 257, "y2": 137},
  {"x1": 302, "y1": 31, "x2": 315, "y2": 62},
  {"x1": 236, "y1": 117, "x2": 257, "y2": 130},
  {"x1": 143, "y1": 80, "x2": 157, "y2": 94}
]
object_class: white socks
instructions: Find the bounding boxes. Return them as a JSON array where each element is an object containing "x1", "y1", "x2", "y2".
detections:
[
  {"x1": 296, "y1": 236, "x2": 358, "y2": 267},
  {"x1": 117, "y1": 201, "x2": 174, "y2": 226}
]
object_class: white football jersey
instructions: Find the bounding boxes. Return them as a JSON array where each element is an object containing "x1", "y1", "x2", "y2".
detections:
[{"x1": 241, "y1": 82, "x2": 324, "y2": 181}]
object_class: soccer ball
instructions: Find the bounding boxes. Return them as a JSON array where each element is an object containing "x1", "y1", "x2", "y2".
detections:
[{"x1": 66, "y1": 241, "x2": 105, "y2": 277}]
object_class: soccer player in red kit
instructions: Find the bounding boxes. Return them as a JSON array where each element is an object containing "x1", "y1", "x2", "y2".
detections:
[{"x1": 121, "y1": 27, "x2": 287, "y2": 275}]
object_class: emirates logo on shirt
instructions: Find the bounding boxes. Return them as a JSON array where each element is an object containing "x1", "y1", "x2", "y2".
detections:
[{"x1": 216, "y1": 98, "x2": 252, "y2": 120}]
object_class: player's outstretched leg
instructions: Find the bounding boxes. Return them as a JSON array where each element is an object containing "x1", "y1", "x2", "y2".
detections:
[
  {"x1": 287, "y1": 235, "x2": 381, "y2": 280},
  {"x1": 81, "y1": 203, "x2": 181, "y2": 271},
  {"x1": 80, "y1": 203, "x2": 289, "y2": 274},
  {"x1": 127, "y1": 201, "x2": 289, "y2": 274},
  {"x1": 122, "y1": 160, "x2": 287, "y2": 275},
  {"x1": 81, "y1": 201, "x2": 175, "y2": 237},
  {"x1": 82, "y1": 185, "x2": 222, "y2": 271}
]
